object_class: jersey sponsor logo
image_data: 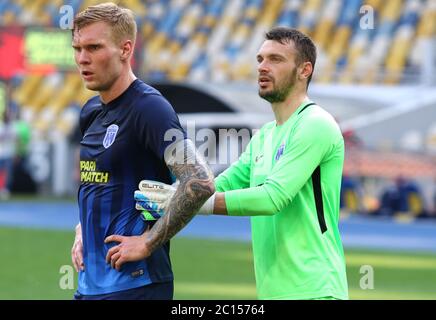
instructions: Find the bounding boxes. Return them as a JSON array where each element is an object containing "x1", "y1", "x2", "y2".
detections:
[
  {"x1": 103, "y1": 124, "x2": 119, "y2": 149},
  {"x1": 80, "y1": 160, "x2": 110, "y2": 184},
  {"x1": 275, "y1": 142, "x2": 286, "y2": 161}
]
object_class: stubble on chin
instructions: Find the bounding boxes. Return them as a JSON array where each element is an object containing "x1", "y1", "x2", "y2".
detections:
[{"x1": 259, "y1": 87, "x2": 289, "y2": 103}]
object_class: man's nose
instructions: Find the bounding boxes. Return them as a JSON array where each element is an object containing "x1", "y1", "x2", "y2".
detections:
[
  {"x1": 77, "y1": 50, "x2": 91, "y2": 65},
  {"x1": 257, "y1": 61, "x2": 269, "y2": 74}
]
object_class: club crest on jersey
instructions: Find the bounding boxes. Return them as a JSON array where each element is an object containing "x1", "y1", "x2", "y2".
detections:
[
  {"x1": 103, "y1": 124, "x2": 119, "y2": 149},
  {"x1": 275, "y1": 142, "x2": 286, "y2": 161}
]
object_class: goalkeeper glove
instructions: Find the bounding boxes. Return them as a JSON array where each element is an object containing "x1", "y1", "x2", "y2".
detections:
[{"x1": 134, "y1": 179, "x2": 215, "y2": 221}]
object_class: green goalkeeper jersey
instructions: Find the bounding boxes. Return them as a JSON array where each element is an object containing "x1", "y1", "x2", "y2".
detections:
[{"x1": 215, "y1": 101, "x2": 348, "y2": 300}]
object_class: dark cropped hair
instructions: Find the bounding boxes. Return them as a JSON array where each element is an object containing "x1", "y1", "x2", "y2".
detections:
[{"x1": 265, "y1": 27, "x2": 317, "y2": 87}]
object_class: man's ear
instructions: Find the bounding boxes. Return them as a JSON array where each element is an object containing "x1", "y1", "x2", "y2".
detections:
[
  {"x1": 298, "y1": 62, "x2": 312, "y2": 81},
  {"x1": 120, "y1": 40, "x2": 133, "y2": 61}
]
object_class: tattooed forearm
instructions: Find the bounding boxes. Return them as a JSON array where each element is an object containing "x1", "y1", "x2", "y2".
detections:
[{"x1": 145, "y1": 139, "x2": 215, "y2": 252}]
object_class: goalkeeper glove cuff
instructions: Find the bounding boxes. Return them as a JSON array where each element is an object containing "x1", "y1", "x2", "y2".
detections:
[{"x1": 198, "y1": 193, "x2": 215, "y2": 215}]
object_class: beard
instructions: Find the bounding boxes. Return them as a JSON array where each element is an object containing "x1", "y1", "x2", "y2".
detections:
[{"x1": 259, "y1": 69, "x2": 297, "y2": 103}]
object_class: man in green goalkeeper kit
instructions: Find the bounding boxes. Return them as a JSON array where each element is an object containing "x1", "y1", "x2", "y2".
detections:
[{"x1": 131, "y1": 27, "x2": 348, "y2": 300}]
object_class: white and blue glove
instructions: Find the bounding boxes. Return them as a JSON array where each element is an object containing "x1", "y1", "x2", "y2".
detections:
[
  {"x1": 134, "y1": 180, "x2": 176, "y2": 221},
  {"x1": 134, "y1": 180, "x2": 215, "y2": 221}
]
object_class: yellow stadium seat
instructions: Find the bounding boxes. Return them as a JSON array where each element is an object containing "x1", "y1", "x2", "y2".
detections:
[
  {"x1": 299, "y1": 0, "x2": 322, "y2": 35},
  {"x1": 306, "y1": 0, "x2": 322, "y2": 11},
  {"x1": 384, "y1": 40, "x2": 410, "y2": 84},
  {"x1": 148, "y1": 33, "x2": 168, "y2": 55},
  {"x1": 122, "y1": 0, "x2": 146, "y2": 15},
  {"x1": 328, "y1": 26, "x2": 352, "y2": 61},
  {"x1": 27, "y1": 0, "x2": 46, "y2": 18},
  {"x1": 50, "y1": 0, "x2": 64, "y2": 7},
  {"x1": 193, "y1": 32, "x2": 207, "y2": 45},
  {"x1": 235, "y1": 24, "x2": 251, "y2": 41},
  {"x1": 380, "y1": 0, "x2": 403, "y2": 21},
  {"x1": 80, "y1": 0, "x2": 102, "y2": 11},
  {"x1": 141, "y1": 23, "x2": 154, "y2": 39},
  {"x1": 339, "y1": 42, "x2": 366, "y2": 83},
  {"x1": 203, "y1": 15, "x2": 216, "y2": 28},
  {"x1": 169, "y1": 41, "x2": 181, "y2": 55},
  {"x1": 33, "y1": 74, "x2": 82, "y2": 134},
  {"x1": 13, "y1": 75, "x2": 44, "y2": 106},
  {"x1": 169, "y1": 63, "x2": 191, "y2": 81},
  {"x1": 32, "y1": 83, "x2": 57, "y2": 114},
  {"x1": 313, "y1": 19, "x2": 336, "y2": 50},
  {"x1": 231, "y1": 61, "x2": 254, "y2": 81},
  {"x1": 2, "y1": 11, "x2": 16, "y2": 25},
  {"x1": 259, "y1": 0, "x2": 282, "y2": 25},
  {"x1": 364, "y1": 0, "x2": 382, "y2": 11},
  {"x1": 416, "y1": 8, "x2": 436, "y2": 37},
  {"x1": 246, "y1": 6, "x2": 259, "y2": 20},
  {"x1": 14, "y1": 0, "x2": 27, "y2": 6}
]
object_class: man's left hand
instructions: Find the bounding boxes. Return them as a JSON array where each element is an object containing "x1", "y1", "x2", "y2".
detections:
[{"x1": 104, "y1": 231, "x2": 150, "y2": 271}]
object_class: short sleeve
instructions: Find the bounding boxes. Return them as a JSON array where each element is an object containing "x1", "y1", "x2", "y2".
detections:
[
  {"x1": 133, "y1": 93, "x2": 187, "y2": 160},
  {"x1": 215, "y1": 138, "x2": 252, "y2": 192}
]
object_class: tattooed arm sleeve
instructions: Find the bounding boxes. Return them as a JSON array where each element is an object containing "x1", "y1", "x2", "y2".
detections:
[{"x1": 144, "y1": 139, "x2": 215, "y2": 253}]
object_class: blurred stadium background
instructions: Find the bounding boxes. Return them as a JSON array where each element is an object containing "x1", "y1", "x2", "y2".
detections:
[{"x1": 0, "y1": 0, "x2": 435, "y2": 299}]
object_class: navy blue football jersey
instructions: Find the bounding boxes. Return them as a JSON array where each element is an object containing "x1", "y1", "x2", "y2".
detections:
[{"x1": 77, "y1": 79, "x2": 185, "y2": 295}]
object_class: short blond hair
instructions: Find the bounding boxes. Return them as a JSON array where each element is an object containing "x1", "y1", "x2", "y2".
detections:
[{"x1": 73, "y1": 2, "x2": 137, "y2": 45}]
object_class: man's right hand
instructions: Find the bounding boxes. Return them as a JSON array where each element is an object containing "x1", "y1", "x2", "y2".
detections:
[{"x1": 71, "y1": 224, "x2": 84, "y2": 272}]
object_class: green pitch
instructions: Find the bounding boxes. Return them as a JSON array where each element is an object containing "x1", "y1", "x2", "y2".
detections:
[{"x1": 0, "y1": 226, "x2": 435, "y2": 300}]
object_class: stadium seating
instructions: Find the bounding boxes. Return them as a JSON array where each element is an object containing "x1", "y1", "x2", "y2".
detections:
[
  {"x1": 141, "y1": 0, "x2": 434, "y2": 84},
  {"x1": 0, "y1": 0, "x2": 435, "y2": 137}
]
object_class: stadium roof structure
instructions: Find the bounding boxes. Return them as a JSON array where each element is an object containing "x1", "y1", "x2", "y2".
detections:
[
  {"x1": 152, "y1": 81, "x2": 436, "y2": 155},
  {"x1": 335, "y1": 84, "x2": 436, "y2": 154}
]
